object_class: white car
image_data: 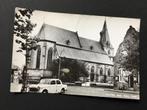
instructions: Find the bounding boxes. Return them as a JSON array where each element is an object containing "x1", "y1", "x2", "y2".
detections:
[
  {"x1": 81, "y1": 82, "x2": 90, "y2": 87},
  {"x1": 28, "y1": 78, "x2": 67, "y2": 94}
]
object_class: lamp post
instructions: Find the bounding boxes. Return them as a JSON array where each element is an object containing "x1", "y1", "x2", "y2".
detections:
[
  {"x1": 58, "y1": 57, "x2": 61, "y2": 79},
  {"x1": 57, "y1": 49, "x2": 64, "y2": 79}
]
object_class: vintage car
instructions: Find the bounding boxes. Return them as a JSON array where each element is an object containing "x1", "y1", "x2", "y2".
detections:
[{"x1": 28, "y1": 78, "x2": 67, "y2": 94}]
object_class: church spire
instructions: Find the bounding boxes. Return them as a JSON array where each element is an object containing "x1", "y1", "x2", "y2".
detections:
[
  {"x1": 100, "y1": 19, "x2": 113, "y2": 49},
  {"x1": 100, "y1": 18, "x2": 114, "y2": 58}
]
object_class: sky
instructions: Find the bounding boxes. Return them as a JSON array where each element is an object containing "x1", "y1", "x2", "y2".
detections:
[{"x1": 12, "y1": 8, "x2": 141, "y2": 68}]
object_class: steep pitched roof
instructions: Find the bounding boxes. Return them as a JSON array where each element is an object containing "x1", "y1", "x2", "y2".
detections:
[
  {"x1": 37, "y1": 24, "x2": 80, "y2": 48},
  {"x1": 37, "y1": 24, "x2": 106, "y2": 54},
  {"x1": 56, "y1": 45, "x2": 113, "y2": 65},
  {"x1": 79, "y1": 37, "x2": 106, "y2": 54},
  {"x1": 36, "y1": 24, "x2": 113, "y2": 65}
]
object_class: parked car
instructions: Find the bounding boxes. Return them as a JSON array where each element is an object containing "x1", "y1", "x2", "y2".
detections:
[
  {"x1": 81, "y1": 82, "x2": 90, "y2": 87},
  {"x1": 117, "y1": 81, "x2": 128, "y2": 90},
  {"x1": 28, "y1": 78, "x2": 67, "y2": 94},
  {"x1": 74, "y1": 81, "x2": 82, "y2": 86}
]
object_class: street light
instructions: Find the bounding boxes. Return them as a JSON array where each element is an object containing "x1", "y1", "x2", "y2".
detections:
[
  {"x1": 58, "y1": 57, "x2": 61, "y2": 79},
  {"x1": 57, "y1": 49, "x2": 64, "y2": 79}
]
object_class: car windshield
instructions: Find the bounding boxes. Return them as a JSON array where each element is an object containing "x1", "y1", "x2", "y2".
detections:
[{"x1": 40, "y1": 79, "x2": 50, "y2": 84}]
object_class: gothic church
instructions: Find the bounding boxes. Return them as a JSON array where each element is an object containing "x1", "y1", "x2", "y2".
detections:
[{"x1": 28, "y1": 20, "x2": 114, "y2": 85}]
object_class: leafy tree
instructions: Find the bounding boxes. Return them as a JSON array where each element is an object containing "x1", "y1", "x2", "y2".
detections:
[
  {"x1": 124, "y1": 31, "x2": 139, "y2": 72},
  {"x1": 51, "y1": 58, "x2": 89, "y2": 82},
  {"x1": 14, "y1": 8, "x2": 39, "y2": 92},
  {"x1": 114, "y1": 26, "x2": 139, "y2": 75},
  {"x1": 14, "y1": 8, "x2": 39, "y2": 53}
]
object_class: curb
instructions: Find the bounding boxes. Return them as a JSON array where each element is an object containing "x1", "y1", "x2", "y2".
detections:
[{"x1": 104, "y1": 89, "x2": 139, "y2": 94}]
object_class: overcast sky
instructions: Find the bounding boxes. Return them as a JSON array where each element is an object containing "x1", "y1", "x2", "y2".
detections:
[
  {"x1": 31, "y1": 10, "x2": 140, "y2": 53},
  {"x1": 12, "y1": 8, "x2": 141, "y2": 68}
]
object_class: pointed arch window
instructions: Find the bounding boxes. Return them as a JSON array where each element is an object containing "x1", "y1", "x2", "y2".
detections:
[
  {"x1": 90, "y1": 66, "x2": 95, "y2": 82},
  {"x1": 108, "y1": 68, "x2": 111, "y2": 76},
  {"x1": 36, "y1": 46, "x2": 41, "y2": 69},
  {"x1": 100, "y1": 68, "x2": 103, "y2": 75},
  {"x1": 47, "y1": 47, "x2": 53, "y2": 69},
  {"x1": 90, "y1": 46, "x2": 94, "y2": 50},
  {"x1": 91, "y1": 66, "x2": 95, "y2": 73}
]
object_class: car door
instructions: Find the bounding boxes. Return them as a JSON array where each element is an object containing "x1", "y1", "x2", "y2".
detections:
[
  {"x1": 56, "y1": 80, "x2": 62, "y2": 93},
  {"x1": 47, "y1": 80, "x2": 57, "y2": 93}
]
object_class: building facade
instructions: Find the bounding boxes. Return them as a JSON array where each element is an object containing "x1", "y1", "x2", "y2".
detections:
[{"x1": 28, "y1": 20, "x2": 114, "y2": 85}]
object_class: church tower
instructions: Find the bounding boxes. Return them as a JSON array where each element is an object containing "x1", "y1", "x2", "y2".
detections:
[{"x1": 100, "y1": 19, "x2": 114, "y2": 61}]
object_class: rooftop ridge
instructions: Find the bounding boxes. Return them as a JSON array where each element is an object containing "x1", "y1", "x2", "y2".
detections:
[
  {"x1": 43, "y1": 23, "x2": 100, "y2": 43},
  {"x1": 38, "y1": 23, "x2": 107, "y2": 54}
]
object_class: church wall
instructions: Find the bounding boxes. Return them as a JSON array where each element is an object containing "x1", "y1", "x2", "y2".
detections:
[
  {"x1": 39, "y1": 42, "x2": 46, "y2": 69},
  {"x1": 28, "y1": 40, "x2": 114, "y2": 85},
  {"x1": 27, "y1": 41, "x2": 56, "y2": 80},
  {"x1": 85, "y1": 62, "x2": 114, "y2": 84},
  {"x1": 42, "y1": 42, "x2": 55, "y2": 70},
  {"x1": 28, "y1": 41, "x2": 55, "y2": 69}
]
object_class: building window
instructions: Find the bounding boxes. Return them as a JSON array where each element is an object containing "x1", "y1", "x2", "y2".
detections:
[
  {"x1": 108, "y1": 50, "x2": 110, "y2": 54},
  {"x1": 108, "y1": 68, "x2": 111, "y2": 76},
  {"x1": 100, "y1": 68, "x2": 103, "y2": 75},
  {"x1": 96, "y1": 74, "x2": 98, "y2": 82},
  {"x1": 91, "y1": 66, "x2": 95, "y2": 73},
  {"x1": 47, "y1": 47, "x2": 53, "y2": 69},
  {"x1": 90, "y1": 46, "x2": 93, "y2": 50},
  {"x1": 65, "y1": 40, "x2": 70, "y2": 45},
  {"x1": 90, "y1": 66, "x2": 95, "y2": 82},
  {"x1": 36, "y1": 46, "x2": 41, "y2": 69}
]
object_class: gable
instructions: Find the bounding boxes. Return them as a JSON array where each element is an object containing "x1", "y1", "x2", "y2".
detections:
[{"x1": 37, "y1": 24, "x2": 80, "y2": 48}]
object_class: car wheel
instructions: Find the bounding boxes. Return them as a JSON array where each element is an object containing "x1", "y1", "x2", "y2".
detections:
[
  {"x1": 42, "y1": 90, "x2": 48, "y2": 93},
  {"x1": 60, "y1": 88, "x2": 65, "y2": 94}
]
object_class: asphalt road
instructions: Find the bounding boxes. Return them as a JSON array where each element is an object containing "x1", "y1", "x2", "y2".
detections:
[
  {"x1": 65, "y1": 86, "x2": 139, "y2": 100},
  {"x1": 10, "y1": 83, "x2": 139, "y2": 100}
]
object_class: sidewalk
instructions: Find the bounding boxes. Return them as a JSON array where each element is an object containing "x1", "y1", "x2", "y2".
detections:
[
  {"x1": 104, "y1": 88, "x2": 139, "y2": 94},
  {"x1": 10, "y1": 83, "x2": 22, "y2": 92},
  {"x1": 65, "y1": 86, "x2": 139, "y2": 100}
]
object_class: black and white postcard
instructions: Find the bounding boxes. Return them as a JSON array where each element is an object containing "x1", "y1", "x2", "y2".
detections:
[{"x1": 10, "y1": 7, "x2": 140, "y2": 100}]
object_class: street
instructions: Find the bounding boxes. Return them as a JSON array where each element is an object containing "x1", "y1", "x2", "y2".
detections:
[
  {"x1": 10, "y1": 83, "x2": 139, "y2": 100},
  {"x1": 65, "y1": 86, "x2": 139, "y2": 100}
]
